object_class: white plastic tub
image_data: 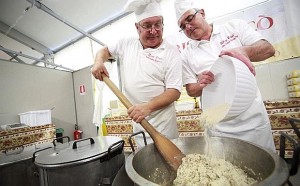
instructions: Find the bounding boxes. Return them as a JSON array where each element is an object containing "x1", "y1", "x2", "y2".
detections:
[
  {"x1": 175, "y1": 102, "x2": 195, "y2": 111},
  {"x1": 18, "y1": 110, "x2": 52, "y2": 126},
  {"x1": 202, "y1": 56, "x2": 257, "y2": 122}
]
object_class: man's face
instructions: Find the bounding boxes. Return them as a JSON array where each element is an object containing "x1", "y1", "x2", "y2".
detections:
[
  {"x1": 136, "y1": 16, "x2": 163, "y2": 49},
  {"x1": 178, "y1": 9, "x2": 207, "y2": 40}
]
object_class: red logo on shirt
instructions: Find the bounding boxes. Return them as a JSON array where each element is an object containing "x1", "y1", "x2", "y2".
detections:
[
  {"x1": 146, "y1": 53, "x2": 163, "y2": 63},
  {"x1": 220, "y1": 34, "x2": 238, "y2": 48}
]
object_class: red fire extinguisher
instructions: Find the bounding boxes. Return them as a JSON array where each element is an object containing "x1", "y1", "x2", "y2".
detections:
[{"x1": 74, "y1": 124, "x2": 83, "y2": 140}]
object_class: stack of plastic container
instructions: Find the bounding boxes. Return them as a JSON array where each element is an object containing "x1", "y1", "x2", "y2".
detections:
[
  {"x1": 18, "y1": 110, "x2": 52, "y2": 126},
  {"x1": 286, "y1": 70, "x2": 300, "y2": 98}
]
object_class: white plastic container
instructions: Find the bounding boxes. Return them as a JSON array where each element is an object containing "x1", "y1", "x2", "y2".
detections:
[
  {"x1": 287, "y1": 78, "x2": 300, "y2": 85},
  {"x1": 289, "y1": 91, "x2": 300, "y2": 98},
  {"x1": 175, "y1": 102, "x2": 195, "y2": 111},
  {"x1": 202, "y1": 56, "x2": 257, "y2": 123},
  {"x1": 110, "y1": 108, "x2": 127, "y2": 117},
  {"x1": 286, "y1": 70, "x2": 300, "y2": 79},
  {"x1": 18, "y1": 110, "x2": 52, "y2": 126},
  {"x1": 287, "y1": 85, "x2": 300, "y2": 92}
]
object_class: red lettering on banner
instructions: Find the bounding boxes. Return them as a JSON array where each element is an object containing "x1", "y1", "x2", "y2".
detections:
[
  {"x1": 257, "y1": 15, "x2": 274, "y2": 30},
  {"x1": 248, "y1": 15, "x2": 274, "y2": 31}
]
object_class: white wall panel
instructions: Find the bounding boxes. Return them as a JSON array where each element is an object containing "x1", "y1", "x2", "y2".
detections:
[
  {"x1": 256, "y1": 58, "x2": 300, "y2": 100},
  {"x1": 0, "y1": 60, "x2": 76, "y2": 138}
]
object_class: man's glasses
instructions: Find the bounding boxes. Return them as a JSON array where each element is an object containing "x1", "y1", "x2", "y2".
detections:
[
  {"x1": 139, "y1": 22, "x2": 163, "y2": 31},
  {"x1": 179, "y1": 10, "x2": 199, "y2": 32}
]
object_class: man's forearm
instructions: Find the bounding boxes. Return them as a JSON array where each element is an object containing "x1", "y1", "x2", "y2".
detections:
[
  {"x1": 244, "y1": 40, "x2": 275, "y2": 62},
  {"x1": 186, "y1": 83, "x2": 202, "y2": 97},
  {"x1": 95, "y1": 46, "x2": 111, "y2": 64},
  {"x1": 147, "y1": 88, "x2": 181, "y2": 112}
]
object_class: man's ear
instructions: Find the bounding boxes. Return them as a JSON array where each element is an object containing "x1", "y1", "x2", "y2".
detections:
[
  {"x1": 199, "y1": 9, "x2": 205, "y2": 18},
  {"x1": 135, "y1": 23, "x2": 141, "y2": 34}
]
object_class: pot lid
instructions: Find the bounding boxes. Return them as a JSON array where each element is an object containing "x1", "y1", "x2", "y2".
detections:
[{"x1": 34, "y1": 136, "x2": 123, "y2": 168}]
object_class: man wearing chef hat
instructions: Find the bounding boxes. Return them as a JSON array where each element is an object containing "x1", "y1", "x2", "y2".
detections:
[
  {"x1": 92, "y1": 0, "x2": 182, "y2": 148},
  {"x1": 174, "y1": 0, "x2": 276, "y2": 152}
]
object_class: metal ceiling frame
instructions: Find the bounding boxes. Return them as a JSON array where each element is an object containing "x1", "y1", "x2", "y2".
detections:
[
  {"x1": 0, "y1": 46, "x2": 74, "y2": 71},
  {"x1": 0, "y1": 44, "x2": 26, "y2": 64},
  {"x1": 26, "y1": 0, "x2": 106, "y2": 47},
  {"x1": 0, "y1": 21, "x2": 53, "y2": 56},
  {"x1": 26, "y1": 0, "x2": 132, "y2": 53},
  {"x1": 53, "y1": 11, "x2": 131, "y2": 53},
  {"x1": 1, "y1": 0, "x2": 130, "y2": 71}
]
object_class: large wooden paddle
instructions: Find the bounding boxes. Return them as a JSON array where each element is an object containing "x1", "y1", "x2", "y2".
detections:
[{"x1": 102, "y1": 74, "x2": 185, "y2": 170}]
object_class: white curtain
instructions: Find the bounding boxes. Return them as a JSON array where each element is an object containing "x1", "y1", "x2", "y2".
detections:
[{"x1": 92, "y1": 62, "x2": 119, "y2": 132}]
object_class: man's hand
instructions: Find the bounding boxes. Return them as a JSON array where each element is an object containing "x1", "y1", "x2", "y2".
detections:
[
  {"x1": 219, "y1": 49, "x2": 256, "y2": 76},
  {"x1": 185, "y1": 71, "x2": 214, "y2": 97},
  {"x1": 198, "y1": 70, "x2": 215, "y2": 88},
  {"x1": 91, "y1": 62, "x2": 109, "y2": 81},
  {"x1": 128, "y1": 103, "x2": 151, "y2": 123},
  {"x1": 91, "y1": 46, "x2": 111, "y2": 81}
]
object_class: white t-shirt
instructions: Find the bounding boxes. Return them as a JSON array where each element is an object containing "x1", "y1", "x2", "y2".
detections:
[
  {"x1": 107, "y1": 37, "x2": 182, "y2": 148},
  {"x1": 181, "y1": 19, "x2": 275, "y2": 152},
  {"x1": 182, "y1": 19, "x2": 265, "y2": 85}
]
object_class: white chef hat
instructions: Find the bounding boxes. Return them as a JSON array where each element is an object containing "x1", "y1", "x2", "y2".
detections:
[
  {"x1": 124, "y1": 0, "x2": 163, "y2": 22},
  {"x1": 174, "y1": 0, "x2": 200, "y2": 23}
]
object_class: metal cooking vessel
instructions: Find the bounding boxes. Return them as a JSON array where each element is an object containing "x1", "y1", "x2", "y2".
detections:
[
  {"x1": 34, "y1": 136, "x2": 125, "y2": 186},
  {"x1": 125, "y1": 136, "x2": 289, "y2": 186},
  {"x1": 0, "y1": 144, "x2": 51, "y2": 186}
]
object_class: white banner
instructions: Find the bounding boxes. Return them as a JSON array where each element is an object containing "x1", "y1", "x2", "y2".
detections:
[
  {"x1": 214, "y1": 0, "x2": 300, "y2": 62},
  {"x1": 169, "y1": 0, "x2": 300, "y2": 63}
]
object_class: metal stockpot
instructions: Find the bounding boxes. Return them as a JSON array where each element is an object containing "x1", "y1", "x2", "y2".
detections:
[
  {"x1": 34, "y1": 136, "x2": 125, "y2": 186},
  {"x1": 0, "y1": 144, "x2": 50, "y2": 186},
  {"x1": 125, "y1": 136, "x2": 290, "y2": 186}
]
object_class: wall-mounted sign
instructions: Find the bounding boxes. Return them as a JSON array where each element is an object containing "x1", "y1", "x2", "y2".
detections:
[{"x1": 79, "y1": 85, "x2": 85, "y2": 95}]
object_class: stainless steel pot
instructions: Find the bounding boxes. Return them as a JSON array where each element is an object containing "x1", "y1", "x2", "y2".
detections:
[
  {"x1": 0, "y1": 144, "x2": 50, "y2": 186},
  {"x1": 34, "y1": 136, "x2": 125, "y2": 186},
  {"x1": 125, "y1": 136, "x2": 289, "y2": 186}
]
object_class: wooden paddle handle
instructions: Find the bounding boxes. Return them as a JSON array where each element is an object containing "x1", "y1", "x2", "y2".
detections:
[
  {"x1": 101, "y1": 74, "x2": 159, "y2": 137},
  {"x1": 102, "y1": 74, "x2": 184, "y2": 170},
  {"x1": 102, "y1": 74, "x2": 132, "y2": 109}
]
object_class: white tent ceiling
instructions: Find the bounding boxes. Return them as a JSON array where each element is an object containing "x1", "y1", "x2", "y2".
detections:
[
  {"x1": 0, "y1": 0, "x2": 128, "y2": 71},
  {"x1": 0, "y1": 0, "x2": 269, "y2": 71}
]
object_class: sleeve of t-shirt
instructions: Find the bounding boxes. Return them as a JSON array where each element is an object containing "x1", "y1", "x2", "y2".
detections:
[
  {"x1": 181, "y1": 52, "x2": 198, "y2": 85},
  {"x1": 164, "y1": 44, "x2": 183, "y2": 92},
  {"x1": 231, "y1": 19, "x2": 266, "y2": 46},
  {"x1": 106, "y1": 37, "x2": 130, "y2": 58}
]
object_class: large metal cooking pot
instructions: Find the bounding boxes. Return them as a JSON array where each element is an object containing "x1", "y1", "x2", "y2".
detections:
[
  {"x1": 0, "y1": 144, "x2": 51, "y2": 186},
  {"x1": 125, "y1": 136, "x2": 290, "y2": 186},
  {"x1": 34, "y1": 136, "x2": 125, "y2": 186}
]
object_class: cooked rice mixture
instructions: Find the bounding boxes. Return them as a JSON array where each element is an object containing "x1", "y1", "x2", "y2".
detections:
[{"x1": 173, "y1": 153, "x2": 257, "y2": 186}]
